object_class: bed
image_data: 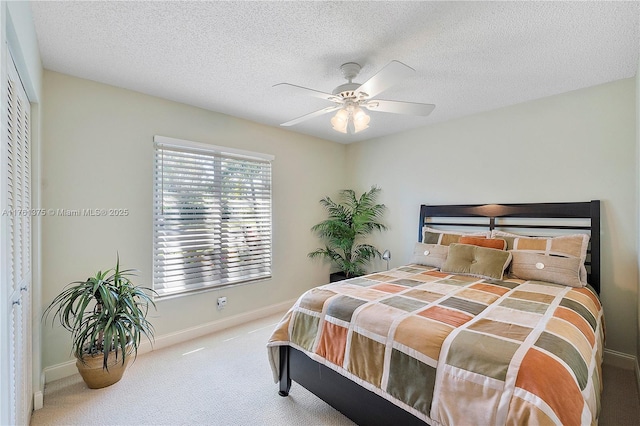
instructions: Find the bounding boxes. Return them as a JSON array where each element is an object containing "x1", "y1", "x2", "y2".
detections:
[{"x1": 268, "y1": 201, "x2": 603, "y2": 425}]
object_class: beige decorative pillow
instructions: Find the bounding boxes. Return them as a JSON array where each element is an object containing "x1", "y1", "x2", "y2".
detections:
[
  {"x1": 422, "y1": 226, "x2": 490, "y2": 246},
  {"x1": 510, "y1": 251, "x2": 583, "y2": 288},
  {"x1": 441, "y1": 243, "x2": 512, "y2": 281},
  {"x1": 492, "y1": 230, "x2": 589, "y2": 285},
  {"x1": 412, "y1": 243, "x2": 448, "y2": 268}
]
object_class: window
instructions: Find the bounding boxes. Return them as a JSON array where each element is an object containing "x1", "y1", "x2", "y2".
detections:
[{"x1": 153, "y1": 136, "x2": 273, "y2": 298}]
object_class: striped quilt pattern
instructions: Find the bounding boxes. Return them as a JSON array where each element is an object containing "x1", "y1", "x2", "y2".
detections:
[{"x1": 267, "y1": 264, "x2": 604, "y2": 425}]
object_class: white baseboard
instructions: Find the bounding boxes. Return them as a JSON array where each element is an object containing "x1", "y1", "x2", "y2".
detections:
[
  {"x1": 43, "y1": 359, "x2": 77, "y2": 384},
  {"x1": 636, "y1": 354, "x2": 640, "y2": 402},
  {"x1": 32, "y1": 371, "x2": 46, "y2": 410},
  {"x1": 42, "y1": 299, "x2": 294, "y2": 385},
  {"x1": 603, "y1": 348, "x2": 638, "y2": 370},
  {"x1": 137, "y1": 299, "x2": 293, "y2": 354},
  {"x1": 603, "y1": 347, "x2": 640, "y2": 400},
  {"x1": 33, "y1": 391, "x2": 43, "y2": 410}
]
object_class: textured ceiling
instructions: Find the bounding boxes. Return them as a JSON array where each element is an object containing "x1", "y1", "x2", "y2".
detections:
[{"x1": 30, "y1": 1, "x2": 640, "y2": 144}]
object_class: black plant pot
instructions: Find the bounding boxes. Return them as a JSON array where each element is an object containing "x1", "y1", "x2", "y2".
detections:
[{"x1": 329, "y1": 272, "x2": 348, "y2": 283}]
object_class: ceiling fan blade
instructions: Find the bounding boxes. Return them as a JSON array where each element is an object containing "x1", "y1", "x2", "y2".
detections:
[
  {"x1": 355, "y1": 60, "x2": 415, "y2": 99},
  {"x1": 273, "y1": 83, "x2": 343, "y2": 103},
  {"x1": 280, "y1": 105, "x2": 342, "y2": 127},
  {"x1": 363, "y1": 99, "x2": 435, "y2": 116}
]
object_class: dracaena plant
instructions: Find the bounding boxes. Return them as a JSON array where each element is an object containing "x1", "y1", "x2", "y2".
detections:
[
  {"x1": 308, "y1": 186, "x2": 387, "y2": 278},
  {"x1": 43, "y1": 256, "x2": 156, "y2": 370}
]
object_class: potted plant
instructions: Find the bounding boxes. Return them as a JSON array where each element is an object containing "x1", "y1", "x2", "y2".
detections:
[
  {"x1": 43, "y1": 256, "x2": 156, "y2": 389},
  {"x1": 308, "y1": 186, "x2": 387, "y2": 281}
]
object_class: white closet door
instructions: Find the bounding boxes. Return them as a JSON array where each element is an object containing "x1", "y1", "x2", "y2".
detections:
[{"x1": 2, "y1": 50, "x2": 33, "y2": 426}]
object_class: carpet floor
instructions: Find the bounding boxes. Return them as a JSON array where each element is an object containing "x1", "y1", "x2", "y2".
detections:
[{"x1": 31, "y1": 311, "x2": 639, "y2": 425}]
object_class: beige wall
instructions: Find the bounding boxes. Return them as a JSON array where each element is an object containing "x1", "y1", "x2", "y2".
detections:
[
  {"x1": 40, "y1": 71, "x2": 346, "y2": 368},
  {"x1": 40, "y1": 70, "x2": 639, "y2": 367},
  {"x1": 346, "y1": 78, "x2": 638, "y2": 355}
]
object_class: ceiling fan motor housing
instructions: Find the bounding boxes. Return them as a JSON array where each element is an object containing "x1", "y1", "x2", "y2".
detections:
[
  {"x1": 333, "y1": 62, "x2": 368, "y2": 100},
  {"x1": 340, "y1": 62, "x2": 361, "y2": 81},
  {"x1": 332, "y1": 82, "x2": 363, "y2": 99}
]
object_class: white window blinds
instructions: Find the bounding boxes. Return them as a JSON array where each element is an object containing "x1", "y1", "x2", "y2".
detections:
[{"x1": 153, "y1": 136, "x2": 273, "y2": 298}]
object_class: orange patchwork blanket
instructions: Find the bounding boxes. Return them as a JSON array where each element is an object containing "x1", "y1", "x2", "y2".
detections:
[{"x1": 268, "y1": 264, "x2": 604, "y2": 425}]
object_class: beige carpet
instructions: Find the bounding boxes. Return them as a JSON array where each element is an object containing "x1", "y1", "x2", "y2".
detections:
[{"x1": 31, "y1": 312, "x2": 639, "y2": 425}]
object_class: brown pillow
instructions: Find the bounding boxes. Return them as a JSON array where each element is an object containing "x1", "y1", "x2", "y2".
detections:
[
  {"x1": 459, "y1": 236, "x2": 507, "y2": 250},
  {"x1": 441, "y1": 243, "x2": 512, "y2": 280},
  {"x1": 510, "y1": 251, "x2": 583, "y2": 288}
]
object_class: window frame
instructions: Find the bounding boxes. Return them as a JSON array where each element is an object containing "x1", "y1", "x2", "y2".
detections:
[{"x1": 152, "y1": 135, "x2": 274, "y2": 299}]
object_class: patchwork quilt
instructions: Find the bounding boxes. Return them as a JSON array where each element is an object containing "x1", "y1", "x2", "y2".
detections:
[{"x1": 267, "y1": 264, "x2": 604, "y2": 425}]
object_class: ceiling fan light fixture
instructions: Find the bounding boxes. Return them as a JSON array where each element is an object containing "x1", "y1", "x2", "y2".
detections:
[
  {"x1": 331, "y1": 105, "x2": 369, "y2": 134},
  {"x1": 352, "y1": 107, "x2": 370, "y2": 133},
  {"x1": 331, "y1": 108, "x2": 349, "y2": 133}
]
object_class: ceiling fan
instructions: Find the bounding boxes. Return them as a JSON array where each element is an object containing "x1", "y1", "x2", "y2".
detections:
[{"x1": 274, "y1": 60, "x2": 435, "y2": 134}]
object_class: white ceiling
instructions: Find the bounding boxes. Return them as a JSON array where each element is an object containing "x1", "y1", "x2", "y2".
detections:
[{"x1": 30, "y1": 1, "x2": 640, "y2": 144}]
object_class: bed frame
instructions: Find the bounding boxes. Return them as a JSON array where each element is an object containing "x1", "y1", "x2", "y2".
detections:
[{"x1": 277, "y1": 200, "x2": 601, "y2": 425}]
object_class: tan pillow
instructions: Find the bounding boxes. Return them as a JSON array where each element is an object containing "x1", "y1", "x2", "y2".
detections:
[
  {"x1": 510, "y1": 251, "x2": 583, "y2": 288},
  {"x1": 422, "y1": 226, "x2": 490, "y2": 246},
  {"x1": 441, "y1": 243, "x2": 512, "y2": 280},
  {"x1": 459, "y1": 236, "x2": 507, "y2": 250},
  {"x1": 412, "y1": 243, "x2": 448, "y2": 268},
  {"x1": 492, "y1": 230, "x2": 589, "y2": 285}
]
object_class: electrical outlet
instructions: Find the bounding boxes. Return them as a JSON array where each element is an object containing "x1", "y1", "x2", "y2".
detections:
[{"x1": 217, "y1": 296, "x2": 227, "y2": 310}]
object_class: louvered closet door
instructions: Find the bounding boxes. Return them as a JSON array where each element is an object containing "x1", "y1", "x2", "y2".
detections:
[{"x1": 4, "y1": 51, "x2": 33, "y2": 426}]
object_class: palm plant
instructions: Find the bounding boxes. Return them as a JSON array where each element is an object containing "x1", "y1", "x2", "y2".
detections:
[
  {"x1": 308, "y1": 186, "x2": 387, "y2": 278},
  {"x1": 43, "y1": 256, "x2": 156, "y2": 371}
]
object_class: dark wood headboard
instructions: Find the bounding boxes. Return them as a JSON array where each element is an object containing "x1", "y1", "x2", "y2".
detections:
[{"x1": 419, "y1": 201, "x2": 601, "y2": 293}]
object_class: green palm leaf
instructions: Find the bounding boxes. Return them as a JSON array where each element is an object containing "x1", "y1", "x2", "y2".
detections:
[{"x1": 308, "y1": 186, "x2": 387, "y2": 278}]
